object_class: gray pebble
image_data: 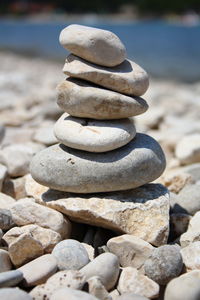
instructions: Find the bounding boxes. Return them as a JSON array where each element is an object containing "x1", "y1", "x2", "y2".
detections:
[
  {"x1": 144, "y1": 245, "x2": 183, "y2": 285},
  {"x1": 0, "y1": 209, "x2": 15, "y2": 230},
  {"x1": 0, "y1": 270, "x2": 23, "y2": 287},
  {"x1": 0, "y1": 287, "x2": 32, "y2": 300},
  {"x1": 52, "y1": 239, "x2": 89, "y2": 270}
]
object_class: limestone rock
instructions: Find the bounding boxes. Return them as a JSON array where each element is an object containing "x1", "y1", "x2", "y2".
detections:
[
  {"x1": 87, "y1": 276, "x2": 112, "y2": 300},
  {"x1": 56, "y1": 78, "x2": 148, "y2": 119},
  {"x1": 19, "y1": 254, "x2": 57, "y2": 287},
  {"x1": 80, "y1": 253, "x2": 119, "y2": 291},
  {"x1": 180, "y1": 211, "x2": 200, "y2": 247},
  {"x1": 0, "y1": 193, "x2": 15, "y2": 209},
  {"x1": 54, "y1": 113, "x2": 136, "y2": 152},
  {"x1": 38, "y1": 183, "x2": 169, "y2": 246},
  {"x1": 175, "y1": 134, "x2": 200, "y2": 165},
  {"x1": 10, "y1": 199, "x2": 71, "y2": 238},
  {"x1": 52, "y1": 239, "x2": 89, "y2": 270},
  {"x1": 81, "y1": 243, "x2": 95, "y2": 261},
  {"x1": 107, "y1": 234, "x2": 154, "y2": 269},
  {"x1": 164, "y1": 270, "x2": 200, "y2": 300},
  {"x1": 24, "y1": 174, "x2": 48, "y2": 200},
  {"x1": 180, "y1": 241, "x2": 200, "y2": 271},
  {"x1": 60, "y1": 24, "x2": 126, "y2": 67},
  {"x1": 0, "y1": 270, "x2": 23, "y2": 287},
  {"x1": 117, "y1": 267, "x2": 159, "y2": 299},
  {"x1": 63, "y1": 54, "x2": 149, "y2": 97},
  {"x1": 144, "y1": 245, "x2": 183, "y2": 285},
  {"x1": 8, "y1": 232, "x2": 43, "y2": 267},
  {"x1": 30, "y1": 133, "x2": 166, "y2": 193},
  {"x1": 2, "y1": 176, "x2": 27, "y2": 200},
  {"x1": 3, "y1": 224, "x2": 61, "y2": 253}
]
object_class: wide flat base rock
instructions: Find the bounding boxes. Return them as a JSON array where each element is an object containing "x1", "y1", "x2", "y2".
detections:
[
  {"x1": 30, "y1": 133, "x2": 166, "y2": 194},
  {"x1": 54, "y1": 113, "x2": 136, "y2": 152},
  {"x1": 37, "y1": 183, "x2": 170, "y2": 246},
  {"x1": 63, "y1": 54, "x2": 149, "y2": 97}
]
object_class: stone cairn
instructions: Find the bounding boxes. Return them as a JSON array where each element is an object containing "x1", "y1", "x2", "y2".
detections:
[{"x1": 31, "y1": 24, "x2": 169, "y2": 247}]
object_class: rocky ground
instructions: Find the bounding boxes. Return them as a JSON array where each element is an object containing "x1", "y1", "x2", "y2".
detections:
[{"x1": 0, "y1": 51, "x2": 200, "y2": 299}]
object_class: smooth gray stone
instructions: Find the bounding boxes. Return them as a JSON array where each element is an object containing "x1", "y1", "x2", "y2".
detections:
[
  {"x1": 56, "y1": 78, "x2": 148, "y2": 120},
  {"x1": 30, "y1": 133, "x2": 166, "y2": 193},
  {"x1": 59, "y1": 24, "x2": 126, "y2": 67},
  {"x1": 52, "y1": 239, "x2": 89, "y2": 271},
  {"x1": 0, "y1": 288, "x2": 32, "y2": 300},
  {"x1": 0, "y1": 270, "x2": 23, "y2": 287}
]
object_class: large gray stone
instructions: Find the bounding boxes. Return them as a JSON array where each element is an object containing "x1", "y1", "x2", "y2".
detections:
[
  {"x1": 0, "y1": 270, "x2": 23, "y2": 287},
  {"x1": 0, "y1": 288, "x2": 31, "y2": 300},
  {"x1": 59, "y1": 24, "x2": 126, "y2": 67},
  {"x1": 54, "y1": 113, "x2": 136, "y2": 152},
  {"x1": 30, "y1": 133, "x2": 166, "y2": 193},
  {"x1": 37, "y1": 183, "x2": 170, "y2": 246},
  {"x1": 63, "y1": 54, "x2": 149, "y2": 97},
  {"x1": 56, "y1": 78, "x2": 148, "y2": 119}
]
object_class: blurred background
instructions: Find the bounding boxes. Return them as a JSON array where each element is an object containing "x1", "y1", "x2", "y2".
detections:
[{"x1": 0, "y1": 0, "x2": 200, "y2": 183}]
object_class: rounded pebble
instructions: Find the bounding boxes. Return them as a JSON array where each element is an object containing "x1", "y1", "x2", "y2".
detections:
[
  {"x1": 0, "y1": 287, "x2": 32, "y2": 300},
  {"x1": 50, "y1": 287, "x2": 99, "y2": 300}
]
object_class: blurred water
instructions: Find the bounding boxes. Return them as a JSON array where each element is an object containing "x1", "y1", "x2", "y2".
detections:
[{"x1": 0, "y1": 19, "x2": 200, "y2": 81}]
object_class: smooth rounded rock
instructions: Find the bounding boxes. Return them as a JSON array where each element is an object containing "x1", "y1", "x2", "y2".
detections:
[
  {"x1": 54, "y1": 113, "x2": 136, "y2": 152},
  {"x1": 144, "y1": 245, "x2": 183, "y2": 285},
  {"x1": 175, "y1": 134, "x2": 200, "y2": 165},
  {"x1": 116, "y1": 293, "x2": 149, "y2": 300},
  {"x1": 164, "y1": 270, "x2": 200, "y2": 300},
  {"x1": 0, "y1": 270, "x2": 23, "y2": 287},
  {"x1": 59, "y1": 24, "x2": 126, "y2": 67},
  {"x1": 46, "y1": 270, "x2": 86, "y2": 290},
  {"x1": 80, "y1": 253, "x2": 119, "y2": 291},
  {"x1": 19, "y1": 254, "x2": 57, "y2": 287},
  {"x1": 180, "y1": 241, "x2": 200, "y2": 271},
  {"x1": 0, "y1": 288, "x2": 32, "y2": 300},
  {"x1": 0, "y1": 249, "x2": 12, "y2": 273},
  {"x1": 63, "y1": 54, "x2": 149, "y2": 97},
  {"x1": 56, "y1": 78, "x2": 148, "y2": 119},
  {"x1": 30, "y1": 133, "x2": 166, "y2": 193},
  {"x1": 51, "y1": 287, "x2": 99, "y2": 300},
  {"x1": 52, "y1": 239, "x2": 89, "y2": 270}
]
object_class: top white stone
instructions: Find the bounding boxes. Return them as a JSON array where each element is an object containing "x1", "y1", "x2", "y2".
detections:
[{"x1": 59, "y1": 24, "x2": 126, "y2": 67}]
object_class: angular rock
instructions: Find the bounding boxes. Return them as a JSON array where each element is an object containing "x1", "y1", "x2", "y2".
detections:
[
  {"x1": 8, "y1": 232, "x2": 43, "y2": 267},
  {"x1": 19, "y1": 254, "x2": 57, "y2": 287},
  {"x1": 38, "y1": 183, "x2": 169, "y2": 246},
  {"x1": 30, "y1": 133, "x2": 166, "y2": 193},
  {"x1": 0, "y1": 288, "x2": 32, "y2": 299},
  {"x1": 107, "y1": 234, "x2": 154, "y2": 269},
  {"x1": 0, "y1": 164, "x2": 7, "y2": 191},
  {"x1": 3, "y1": 224, "x2": 61, "y2": 253},
  {"x1": 24, "y1": 173, "x2": 48, "y2": 200},
  {"x1": 0, "y1": 209, "x2": 15, "y2": 230},
  {"x1": 56, "y1": 78, "x2": 148, "y2": 119},
  {"x1": 144, "y1": 245, "x2": 183, "y2": 285},
  {"x1": 117, "y1": 267, "x2": 159, "y2": 299},
  {"x1": 10, "y1": 199, "x2": 71, "y2": 238},
  {"x1": 52, "y1": 239, "x2": 89, "y2": 270},
  {"x1": 87, "y1": 276, "x2": 112, "y2": 300},
  {"x1": 180, "y1": 241, "x2": 200, "y2": 271},
  {"x1": 180, "y1": 211, "x2": 200, "y2": 247},
  {"x1": 63, "y1": 54, "x2": 149, "y2": 97},
  {"x1": 54, "y1": 113, "x2": 136, "y2": 152},
  {"x1": 81, "y1": 243, "x2": 95, "y2": 261},
  {"x1": 51, "y1": 287, "x2": 99, "y2": 300},
  {"x1": 0, "y1": 193, "x2": 15, "y2": 209},
  {"x1": 164, "y1": 270, "x2": 200, "y2": 300},
  {"x1": 0, "y1": 249, "x2": 12, "y2": 273},
  {"x1": 80, "y1": 253, "x2": 119, "y2": 291},
  {"x1": 0, "y1": 270, "x2": 23, "y2": 287},
  {"x1": 60, "y1": 24, "x2": 126, "y2": 67},
  {"x1": 2, "y1": 176, "x2": 27, "y2": 200},
  {"x1": 175, "y1": 134, "x2": 200, "y2": 165}
]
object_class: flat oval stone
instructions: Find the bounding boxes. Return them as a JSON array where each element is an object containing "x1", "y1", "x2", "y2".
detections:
[
  {"x1": 0, "y1": 270, "x2": 23, "y2": 288},
  {"x1": 54, "y1": 113, "x2": 136, "y2": 152},
  {"x1": 63, "y1": 54, "x2": 149, "y2": 97},
  {"x1": 59, "y1": 24, "x2": 126, "y2": 67},
  {"x1": 57, "y1": 78, "x2": 148, "y2": 119},
  {"x1": 30, "y1": 133, "x2": 166, "y2": 193}
]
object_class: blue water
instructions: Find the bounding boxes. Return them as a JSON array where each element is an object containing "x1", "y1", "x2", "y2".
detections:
[{"x1": 0, "y1": 19, "x2": 200, "y2": 81}]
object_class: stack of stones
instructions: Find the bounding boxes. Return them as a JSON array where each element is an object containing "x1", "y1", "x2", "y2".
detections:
[{"x1": 31, "y1": 24, "x2": 169, "y2": 247}]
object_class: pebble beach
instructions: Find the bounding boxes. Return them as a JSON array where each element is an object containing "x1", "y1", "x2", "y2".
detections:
[{"x1": 0, "y1": 24, "x2": 200, "y2": 300}]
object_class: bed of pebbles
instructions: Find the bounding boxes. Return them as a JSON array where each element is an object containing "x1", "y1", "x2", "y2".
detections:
[{"x1": 0, "y1": 24, "x2": 200, "y2": 300}]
